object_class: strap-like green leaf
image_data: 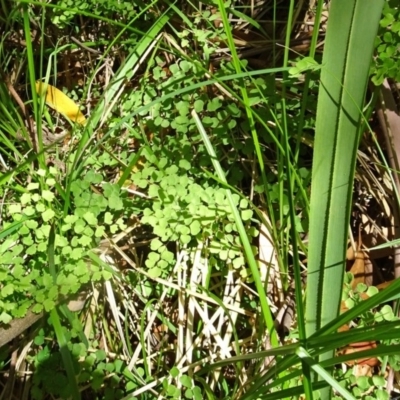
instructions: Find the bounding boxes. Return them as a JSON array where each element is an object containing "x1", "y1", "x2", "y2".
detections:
[{"x1": 306, "y1": 0, "x2": 384, "y2": 334}]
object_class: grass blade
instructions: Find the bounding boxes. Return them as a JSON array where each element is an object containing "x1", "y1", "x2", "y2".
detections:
[
  {"x1": 296, "y1": 347, "x2": 356, "y2": 400},
  {"x1": 192, "y1": 109, "x2": 279, "y2": 348}
]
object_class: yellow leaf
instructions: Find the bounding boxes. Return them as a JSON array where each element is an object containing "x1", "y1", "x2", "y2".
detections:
[{"x1": 35, "y1": 81, "x2": 86, "y2": 125}]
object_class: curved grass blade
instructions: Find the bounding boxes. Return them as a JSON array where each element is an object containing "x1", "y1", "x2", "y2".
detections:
[
  {"x1": 192, "y1": 109, "x2": 279, "y2": 348},
  {"x1": 296, "y1": 347, "x2": 356, "y2": 400}
]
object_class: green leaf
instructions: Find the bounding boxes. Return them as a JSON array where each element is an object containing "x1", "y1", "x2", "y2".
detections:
[
  {"x1": 170, "y1": 367, "x2": 180, "y2": 378},
  {"x1": 219, "y1": 250, "x2": 228, "y2": 261},
  {"x1": 48, "y1": 286, "x2": 58, "y2": 300},
  {"x1": 73, "y1": 260, "x2": 88, "y2": 276},
  {"x1": 92, "y1": 271, "x2": 103, "y2": 281},
  {"x1": 14, "y1": 302, "x2": 31, "y2": 318},
  {"x1": 19, "y1": 225, "x2": 30, "y2": 235},
  {"x1": 297, "y1": 2, "x2": 386, "y2": 390},
  {"x1": 372, "y1": 375, "x2": 385, "y2": 387},
  {"x1": 192, "y1": 386, "x2": 202, "y2": 400},
  {"x1": 65, "y1": 215, "x2": 79, "y2": 224},
  {"x1": 42, "y1": 209, "x2": 55, "y2": 222},
  {"x1": 185, "y1": 388, "x2": 193, "y2": 399},
  {"x1": 9, "y1": 204, "x2": 22, "y2": 214},
  {"x1": 380, "y1": 13, "x2": 394, "y2": 28},
  {"x1": 46, "y1": 178, "x2": 56, "y2": 186},
  {"x1": 32, "y1": 303, "x2": 43, "y2": 313},
  {"x1": 232, "y1": 256, "x2": 244, "y2": 269},
  {"x1": 79, "y1": 235, "x2": 92, "y2": 246},
  {"x1": 102, "y1": 270, "x2": 112, "y2": 280},
  {"x1": 239, "y1": 198, "x2": 248, "y2": 209},
  {"x1": 0, "y1": 312, "x2": 12, "y2": 324},
  {"x1": 109, "y1": 224, "x2": 118, "y2": 234},
  {"x1": 35, "y1": 203, "x2": 46, "y2": 213},
  {"x1": 71, "y1": 247, "x2": 84, "y2": 260},
  {"x1": 27, "y1": 182, "x2": 39, "y2": 191},
  {"x1": 194, "y1": 99, "x2": 204, "y2": 112},
  {"x1": 31, "y1": 193, "x2": 40, "y2": 202},
  {"x1": 161, "y1": 250, "x2": 174, "y2": 263},
  {"x1": 376, "y1": 389, "x2": 389, "y2": 400},
  {"x1": 42, "y1": 190, "x2": 55, "y2": 202},
  {"x1": 108, "y1": 194, "x2": 124, "y2": 210},
  {"x1": 289, "y1": 56, "x2": 322, "y2": 78},
  {"x1": 55, "y1": 234, "x2": 68, "y2": 247},
  {"x1": 103, "y1": 183, "x2": 119, "y2": 198},
  {"x1": 83, "y1": 212, "x2": 98, "y2": 225},
  {"x1": 180, "y1": 375, "x2": 192, "y2": 388},
  {"x1": 241, "y1": 209, "x2": 252, "y2": 221},
  {"x1": 190, "y1": 220, "x2": 201, "y2": 236},
  {"x1": 26, "y1": 244, "x2": 37, "y2": 255},
  {"x1": 207, "y1": 97, "x2": 222, "y2": 112},
  {"x1": 356, "y1": 376, "x2": 369, "y2": 390},
  {"x1": 74, "y1": 219, "x2": 86, "y2": 234},
  {"x1": 381, "y1": 304, "x2": 395, "y2": 321},
  {"x1": 306, "y1": 0, "x2": 384, "y2": 344},
  {"x1": 151, "y1": 238, "x2": 163, "y2": 250},
  {"x1": 179, "y1": 159, "x2": 191, "y2": 171},
  {"x1": 43, "y1": 299, "x2": 55, "y2": 312},
  {"x1": 26, "y1": 220, "x2": 38, "y2": 229},
  {"x1": 116, "y1": 218, "x2": 127, "y2": 230},
  {"x1": 23, "y1": 206, "x2": 35, "y2": 216},
  {"x1": 1, "y1": 284, "x2": 14, "y2": 297},
  {"x1": 148, "y1": 267, "x2": 161, "y2": 278},
  {"x1": 21, "y1": 193, "x2": 31, "y2": 204},
  {"x1": 95, "y1": 226, "x2": 105, "y2": 237},
  {"x1": 95, "y1": 349, "x2": 107, "y2": 361},
  {"x1": 42, "y1": 273, "x2": 53, "y2": 287},
  {"x1": 104, "y1": 212, "x2": 113, "y2": 224},
  {"x1": 180, "y1": 234, "x2": 191, "y2": 244},
  {"x1": 62, "y1": 246, "x2": 72, "y2": 255},
  {"x1": 84, "y1": 170, "x2": 103, "y2": 184}
]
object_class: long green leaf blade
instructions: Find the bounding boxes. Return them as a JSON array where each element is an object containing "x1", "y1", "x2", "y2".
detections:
[{"x1": 306, "y1": 0, "x2": 384, "y2": 333}]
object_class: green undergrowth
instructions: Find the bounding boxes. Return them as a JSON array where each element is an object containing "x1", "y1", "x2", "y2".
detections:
[
  {"x1": 0, "y1": 56, "x2": 314, "y2": 399},
  {"x1": 0, "y1": 165, "x2": 124, "y2": 322},
  {"x1": 371, "y1": 0, "x2": 400, "y2": 85},
  {"x1": 0, "y1": 0, "x2": 399, "y2": 399}
]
